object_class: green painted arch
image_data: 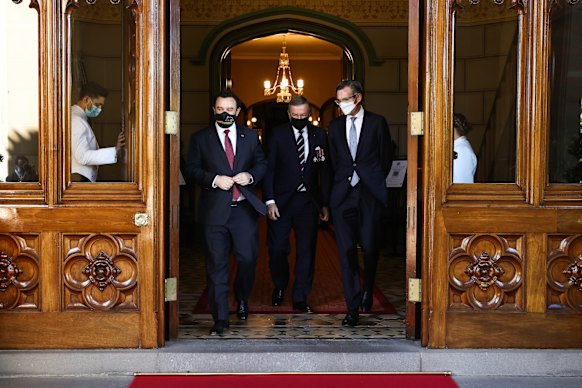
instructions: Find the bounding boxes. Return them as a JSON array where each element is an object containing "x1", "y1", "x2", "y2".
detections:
[{"x1": 192, "y1": 7, "x2": 383, "y2": 96}]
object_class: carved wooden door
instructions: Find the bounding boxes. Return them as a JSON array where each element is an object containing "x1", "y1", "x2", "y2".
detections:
[
  {"x1": 423, "y1": 0, "x2": 582, "y2": 348},
  {"x1": 0, "y1": 0, "x2": 166, "y2": 349}
]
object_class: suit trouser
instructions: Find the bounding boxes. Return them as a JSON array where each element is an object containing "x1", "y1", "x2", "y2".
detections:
[
  {"x1": 203, "y1": 201, "x2": 258, "y2": 322},
  {"x1": 331, "y1": 185, "x2": 383, "y2": 311},
  {"x1": 267, "y1": 192, "x2": 318, "y2": 303}
]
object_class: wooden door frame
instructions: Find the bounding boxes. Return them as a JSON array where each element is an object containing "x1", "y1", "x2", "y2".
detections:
[
  {"x1": 406, "y1": 0, "x2": 422, "y2": 340},
  {"x1": 165, "y1": 2, "x2": 424, "y2": 343},
  {"x1": 166, "y1": 0, "x2": 181, "y2": 341}
]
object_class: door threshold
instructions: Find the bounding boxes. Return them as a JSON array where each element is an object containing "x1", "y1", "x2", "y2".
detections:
[{"x1": 178, "y1": 313, "x2": 405, "y2": 340}]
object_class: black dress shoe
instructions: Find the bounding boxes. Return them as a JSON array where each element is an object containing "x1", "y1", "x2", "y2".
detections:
[
  {"x1": 236, "y1": 300, "x2": 248, "y2": 320},
  {"x1": 209, "y1": 320, "x2": 229, "y2": 335},
  {"x1": 292, "y1": 301, "x2": 314, "y2": 314},
  {"x1": 272, "y1": 289, "x2": 284, "y2": 306},
  {"x1": 360, "y1": 291, "x2": 373, "y2": 313},
  {"x1": 342, "y1": 310, "x2": 359, "y2": 327}
]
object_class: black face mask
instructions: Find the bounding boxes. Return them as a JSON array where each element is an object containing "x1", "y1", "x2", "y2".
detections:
[
  {"x1": 214, "y1": 111, "x2": 237, "y2": 128},
  {"x1": 290, "y1": 118, "x2": 309, "y2": 130}
]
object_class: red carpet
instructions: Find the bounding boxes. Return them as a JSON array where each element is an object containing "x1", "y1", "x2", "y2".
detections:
[
  {"x1": 193, "y1": 227, "x2": 397, "y2": 315},
  {"x1": 131, "y1": 373, "x2": 458, "y2": 388}
]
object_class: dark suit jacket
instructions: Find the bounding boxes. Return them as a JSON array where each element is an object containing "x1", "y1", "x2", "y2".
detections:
[
  {"x1": 328, "y1": 109, "x2": 393, "y2": 207},
  {"x1": 185, "y1": 124, "x2": 267, "y2": 226},
  {"x1": 263, "y1": 123, "x2": 330, "y2": 212}
]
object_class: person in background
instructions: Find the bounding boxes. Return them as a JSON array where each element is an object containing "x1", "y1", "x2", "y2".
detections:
[
  {"x1": 263, "y1": 95, "x2": 330, "y2": 314},
  {"x1": 327, "y1": 80, "x2": 393, "y2": 327},
  {"x1": 185, "y1": 89, "x2": 267, "y2": 336},
  {"x1": 6, "y1": 155, "x2": 38, "y2": 182},
  {"x1": 71, "y1": 82, "x2": 125, "y2": 182},
  {"x1": 452, "y1": 113, "x2": 477, "y2": 184}
]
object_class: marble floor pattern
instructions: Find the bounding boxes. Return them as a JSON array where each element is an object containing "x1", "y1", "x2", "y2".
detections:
[{"x1": 178, "y1": 230, "x2": 407, "y2": 340}]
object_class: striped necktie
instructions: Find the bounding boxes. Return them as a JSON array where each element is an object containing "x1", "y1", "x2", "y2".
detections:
[{"x1": 297, "y1": 128, "x2": 306, "y2": 191}]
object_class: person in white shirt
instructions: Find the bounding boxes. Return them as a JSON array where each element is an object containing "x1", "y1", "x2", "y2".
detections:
[
  {"x1": 71, "y1": 82, "x2": 125, "y2": 182},
  {"x1": 452, "y1": 113, "x2": 477, "y2": 183}
]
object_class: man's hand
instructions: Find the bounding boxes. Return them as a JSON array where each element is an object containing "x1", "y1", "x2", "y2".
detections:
[
  {"x1": 320, "y1": 206, "x2": 330, "y2": 222},
  {"x1": 116, "y1": 131, "x2": 126, "y2": 152},
  {"x1": 233, "y1": 172, "x2": 252, "y2": 186},
  {"x1": 267, "y1": 203, "x2": 280, "y2": 221},
  {"x1": 214, "y1": 175, "x2": 235, "y2": 190}
]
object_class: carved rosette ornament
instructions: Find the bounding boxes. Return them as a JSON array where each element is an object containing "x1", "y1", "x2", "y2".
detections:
[
  {"x1": 563, "y1": 257, "x2": 582, "y2": 292},
  {"x1": 547, "y1": 235, "x2": 582, "y2": 312},
  {"x1": 449, "y1": 234, "x2": 523, "y2": 310},
  {"x1": 82, "y1": 251, "x2": 122, "y2": 291},
  {"x1": 64, "y1": 234, "x2": 138, "y2": 311},
  {"x1": 464, "y1": 251, "x2": 505, "y2": 291},
  {"x1": 0, "y1": 252, "x2": 22, "y2": 291},
  {"x1": 0, "y1": 234, "x2": 40, "y2": 311}
]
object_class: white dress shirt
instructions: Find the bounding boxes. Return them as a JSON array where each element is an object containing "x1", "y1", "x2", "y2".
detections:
[
  {"x1": 70, "y1": 105, "x2": 117, "y2": 182},
  {"x1": 453, "y1": 136, "x2": 477, "y2": 183}
]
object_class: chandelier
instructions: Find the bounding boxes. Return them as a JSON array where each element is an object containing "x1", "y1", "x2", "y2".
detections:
[{"x1": 263, "y1": 37, "x2": 304, "y2": 103}]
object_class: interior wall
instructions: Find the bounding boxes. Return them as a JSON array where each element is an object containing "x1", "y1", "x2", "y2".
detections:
[
  {"x1": 180, "y1": 2, "x2": 410, "y2": 159},
  {"x1": 180, "y1": 2, "x2": 518, "y2": 163},
  {"x1": 0, "y1": 3, "x2": 39, "y2": 181},
  {"x1": 455, "y1": 19, "x2": 518, "y2": 155},
  {"x1": 72, "y1": 20, "x2": 123, "y2": 181}
]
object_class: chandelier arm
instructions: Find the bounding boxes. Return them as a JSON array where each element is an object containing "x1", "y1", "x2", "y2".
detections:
[{"x1": 287, "y1": 68, "x2": 298, "y2": 93}]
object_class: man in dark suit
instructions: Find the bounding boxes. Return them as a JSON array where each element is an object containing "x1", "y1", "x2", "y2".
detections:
[
  {"x1": 263, "y1": 96, "x2": 330, "y2": 313},
  {"x1": 185, "y1": 90, "x2": 267, "y2": 335},
  {"x1": 328, "y1": 80, "x2": 393, "y2": 327}
]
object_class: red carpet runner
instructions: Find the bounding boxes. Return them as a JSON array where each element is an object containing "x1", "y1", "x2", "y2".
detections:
[
  {"x1": 193, "y1": 227, "x2": 397, "y2": 315},
  {"x1": 131, "y1": 373, "x2": 458, "y2": 388}
]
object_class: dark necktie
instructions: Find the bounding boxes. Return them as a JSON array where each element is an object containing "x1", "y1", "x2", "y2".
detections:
[
  {"x1": 224, "y1": 129, "x2": 240, "y2": 200},
  {"x1": 297, "y1": 128, "x2": 306, "y2": 191},
  {"x1": 349, "y1": 116, "x2": 360, "y2": 186}
]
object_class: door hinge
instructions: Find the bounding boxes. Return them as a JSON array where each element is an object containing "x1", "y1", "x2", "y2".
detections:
[
  {"x1": 164, "y1": 111, "x2": 179, "y2": 135},
  {"x1": 408, "y1": 278, "x2": 422, "y2": 302},
  {"x1": 410, "y1": 111, "x2": 424, "y2": 136},
  {"x1": 165, "y1": 277, "x2": 177, "y2": 302}
]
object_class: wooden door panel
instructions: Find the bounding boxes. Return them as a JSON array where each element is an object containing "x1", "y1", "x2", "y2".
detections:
[
  {"x1": 447, "y1": 233, "x2": 524, "y2": 312},
  {"x1": 441, "y1": 223, "x2": 582, "y2": 347},
  {"x1": 63, "y1": 234, "x2": 139, "y2": 311},
  {"x1": 0, "y1": 313, "x2": 140, "y2": 349},
  {"x1": 446, "y1": 313, "x2": 582, "y2": 348},
  {"x1": 0, "y1": 234, "x2": 41, "y2": 311}
]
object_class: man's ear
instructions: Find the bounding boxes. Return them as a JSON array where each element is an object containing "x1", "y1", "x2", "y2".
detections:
[
  {"x1": 235, "y1": 107, "x2": 241, "y2": 116},
  {"x1": 80, "y1": 96, "x2": 91, "y2": 107}
]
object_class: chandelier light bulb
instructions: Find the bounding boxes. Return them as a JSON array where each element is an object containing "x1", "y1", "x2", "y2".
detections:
[{"x1": 264, "y1": 80, "x2": 271, "y2": 89}]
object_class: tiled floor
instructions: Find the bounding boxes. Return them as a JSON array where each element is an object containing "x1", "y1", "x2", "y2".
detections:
[{"x1": 178, "y1": 226, "x2": 407, "y2": 340}]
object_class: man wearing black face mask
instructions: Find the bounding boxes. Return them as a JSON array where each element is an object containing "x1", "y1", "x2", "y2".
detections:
[
  {"x1": 186, "y1": 90, "x2": 267, "y2": 336},
  {"x1": 263, "y1": 96, "x2": 330, "y2": 313}
]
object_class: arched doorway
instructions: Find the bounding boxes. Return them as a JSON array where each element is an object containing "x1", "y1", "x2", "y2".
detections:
[{"x1": 175, "y1": 9, "x2": 410, "y2": 340}]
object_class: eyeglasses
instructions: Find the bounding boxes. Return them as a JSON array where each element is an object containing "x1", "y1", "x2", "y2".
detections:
[{"x1": 334, "y1": 94, "x2": 358, "y2": 106}]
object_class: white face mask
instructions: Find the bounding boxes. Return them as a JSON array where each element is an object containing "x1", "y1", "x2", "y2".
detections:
[{"x1": 339, "y1": 100, "x2": 356, "y2": 116}]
